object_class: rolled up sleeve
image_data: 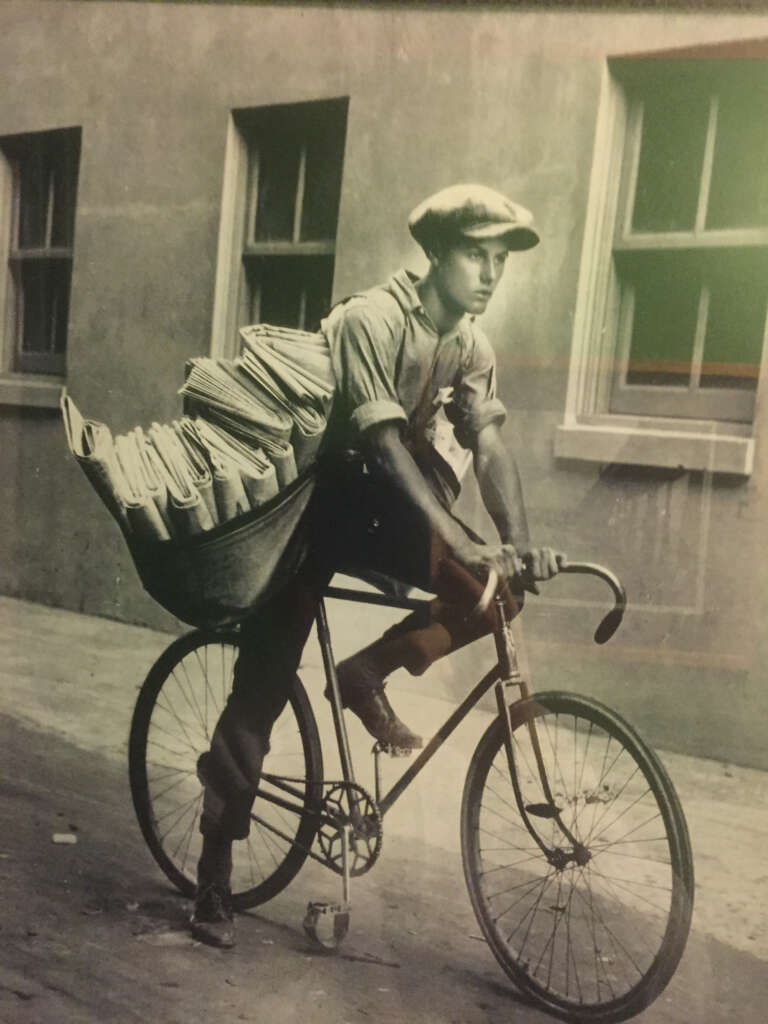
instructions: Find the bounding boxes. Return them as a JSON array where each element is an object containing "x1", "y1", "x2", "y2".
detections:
[
  {"x1": 451, "y1": 326, "x2": 507, "y2": 447},
  {"x1": 324, "y1": 300, "x2": 408, "y2": 439},
  {"x1": 350, "y1": 398, "x2": 408, "y2": 435}
]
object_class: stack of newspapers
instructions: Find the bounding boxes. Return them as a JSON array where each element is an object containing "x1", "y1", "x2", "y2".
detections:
[{"x1": 61, "y1": 324, "x2": 335, "y2": 543}]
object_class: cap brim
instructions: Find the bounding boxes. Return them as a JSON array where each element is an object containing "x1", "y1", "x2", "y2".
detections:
[{"x1": 462, "y1": 223, "x2": 540, "y2": 251}]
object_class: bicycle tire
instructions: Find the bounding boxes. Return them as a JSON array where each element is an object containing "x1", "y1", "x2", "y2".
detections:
[
  {"x1": 461, "y1": 691, "x2": 693, "y2": 1023},
  {"x1": 129, "y1": 630, "x2": 323, "y2": 911}
]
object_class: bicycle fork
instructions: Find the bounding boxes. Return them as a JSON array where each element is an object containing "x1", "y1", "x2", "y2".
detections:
[{"x1": 492, "y1": 595, "x2": 588, "y2": 869}]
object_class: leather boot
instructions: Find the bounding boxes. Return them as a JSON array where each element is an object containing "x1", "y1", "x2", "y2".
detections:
[{"x1": 326, "y1": 653, "x2": 423, "y2": 749}]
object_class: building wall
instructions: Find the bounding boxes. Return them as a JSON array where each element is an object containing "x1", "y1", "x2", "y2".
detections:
[{"x1": 1, "y1": 2, "x2": 766, "y2": 766}]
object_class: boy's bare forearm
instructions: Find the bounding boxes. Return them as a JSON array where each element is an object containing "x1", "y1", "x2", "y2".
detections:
[
  {"x1": 361, "y1": 421, "x2": 523, "y2": 581},
  {"x1": 473, "y1": 423, "x2": 566, "y2": 583},
  {"x1": 473, "y1": 425, "x2": 531, "y2": 552}
]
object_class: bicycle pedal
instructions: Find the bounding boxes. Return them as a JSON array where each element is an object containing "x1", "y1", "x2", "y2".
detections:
[
  {"x1": 373, "y1": 741, "x2": 415, "y2": 758},
  {"x1": 389, "y1": 745, "x2": 416, "y2": 758},
  {"x1": 303, "y1": 900, "x2": 351, "y2": 952}
]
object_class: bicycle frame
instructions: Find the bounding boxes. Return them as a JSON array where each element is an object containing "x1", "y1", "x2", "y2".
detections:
[
  {"x1": 251, "y1": 586, "x2": 508, "y2": 868},
  {"x1": 253, "y1": 564, "x2": 626, "y2": 886},
  {"x1": 320, "y1": 584, "x2": 511, "y2": 818}
]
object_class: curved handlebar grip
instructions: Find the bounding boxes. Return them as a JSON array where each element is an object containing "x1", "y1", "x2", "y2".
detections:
[
  {"x1": 467, "y1": 561, "x2": 626, "y2": 644},
  {"x1": 470, "y1": 567, "x2": 500, "y2": 619},
  {"x1": 560, "y1": 562, "x2": 627, "y2": 643}
]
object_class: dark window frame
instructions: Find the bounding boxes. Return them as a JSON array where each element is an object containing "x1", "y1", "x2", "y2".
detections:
[
  {"x1": 0, "y1": 127, "x2": 81, "y2": 378},
  {"x1": 234, "y1": 98, "x2": 348, "y2": 336}
]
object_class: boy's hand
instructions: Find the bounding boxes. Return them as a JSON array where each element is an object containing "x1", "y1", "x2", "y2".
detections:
[
  {"x1": 453, "y1": 542, "x2": 568, "y2": 593},
  {"x1": 452, "y1": 539, "x2": 522, "y2": 583},
  {"x1": 518, "y1": 547, "x2": 568, "y2": 594},
  {"x1": 523, "y1": 547, "x2": 567, "y2": 580}
]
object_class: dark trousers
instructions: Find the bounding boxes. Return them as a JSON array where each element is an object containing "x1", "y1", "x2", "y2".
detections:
[{"x1": 200, "y1": 459, "x2": 522, "y2": 839}]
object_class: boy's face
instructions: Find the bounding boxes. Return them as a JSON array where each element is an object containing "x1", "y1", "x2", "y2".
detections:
[{"x1": 431, "y1": 237, "x2": 510, "y2": 317}]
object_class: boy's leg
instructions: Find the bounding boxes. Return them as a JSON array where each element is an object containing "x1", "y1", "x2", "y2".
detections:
[
  {"x1": 192, "y1": 568, "x2": 328, "y2": 946},
  {"x1": 322, "y1": 461, "x2": 523, "y2": 746},
  {"x1": 335, "y1": 545, "x2": 523, "y2": 746}
]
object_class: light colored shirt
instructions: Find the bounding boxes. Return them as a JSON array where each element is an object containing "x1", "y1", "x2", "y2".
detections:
[{"x1": 321, "y1": 269, "x2": 506, "y2": 499}]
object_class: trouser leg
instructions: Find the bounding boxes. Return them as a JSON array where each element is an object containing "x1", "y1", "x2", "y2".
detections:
[
  {"x1": 338, "y1": 547, "x2": 523, "y2": 698},
  {"x1": 200, "y1": 568, "x2": 328, "y2": 841}
]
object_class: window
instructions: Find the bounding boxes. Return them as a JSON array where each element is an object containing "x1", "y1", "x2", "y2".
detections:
[
  {"x1": 0, "y1": 127, "x2": 81, "y2": 381},
  {"x1": 557, "y1": 45, "x2": 768, "y2": 475},
  {"x1": 611, "y1": 60, "x2": 768, "y2": 423},
  {"x1": 211, "y1": 98, "x2": 348, "y2": 357}
]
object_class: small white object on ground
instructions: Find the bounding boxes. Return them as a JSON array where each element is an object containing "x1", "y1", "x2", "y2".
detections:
[{"x1": 51, "y1": 833, "x2": 78, "y2": 844}]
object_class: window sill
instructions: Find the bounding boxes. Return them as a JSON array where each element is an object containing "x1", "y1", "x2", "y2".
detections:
[
  {"x1": 0, "y1": 374, "x2": 65, "y2": 409},
  {"x1": 554, "y1": 420, "x2": 754, "y2": 475}
]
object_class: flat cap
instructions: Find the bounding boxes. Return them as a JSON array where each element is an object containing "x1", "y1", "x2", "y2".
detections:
[{"x1": 408, "y1": 184, "x2": 539, "y2": 252}]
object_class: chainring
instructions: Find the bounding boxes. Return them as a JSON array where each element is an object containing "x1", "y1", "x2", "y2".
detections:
[{"x1": 317, "y1": 782, "x2": 383, "y2": 876}]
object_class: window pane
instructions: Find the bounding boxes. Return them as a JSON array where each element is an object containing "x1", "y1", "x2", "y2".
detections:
[
  {"x1": 701, "y1": 253, "x2": 767, "y2": 390},
  {"x1": 9, "y1": 129, "x2": 80, "y2": 250},
  {"x1": 18, "y1": 144, "x2": 49, "y2": 248},
  {"x1": 303, "y1": 256, "x2": 335, "y2": 331},
  {"x1": 632, "y1": 80, "x2": 709, "y2": 233},
  {"x1": 15, "y1": 258, "x2": 71, "y2": 366},
  {"x1": 707, "y1": 76, "x2": 768, "y2": 230},
  {"x1": 253, "y1": 122, "x2": 301, "y2": 242},
  {"x1": 50, "y1": 132, "x2": 79, "y2": 247},
  {"x1": 300, "y1": 108, "x2": 347, "y2": 241},
  {"x1": 253, "y1": 256, "x2": 302, "y2": 326},
  {"x1": 248, "y1": 255, "x2": 334, "y2": 332},
  {"x1": 623, "y1": 254, "x2": 700, "y2": 386}
]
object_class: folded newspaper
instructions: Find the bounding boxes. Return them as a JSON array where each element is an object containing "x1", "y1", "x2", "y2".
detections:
[
  {"x1": 180, "y1": 324, "x2": 335, "y2": 477},
  {"x1": 62, "y1": 324, "x2": 336, "y2": 543}
]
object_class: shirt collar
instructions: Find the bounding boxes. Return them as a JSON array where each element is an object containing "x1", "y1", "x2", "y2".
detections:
[
  {"x1": 386, "y1": 268, "x2": 424, "y2": 314},
  {"x1": 386, "y1": 268, "x2": 472, "y2": 337}
]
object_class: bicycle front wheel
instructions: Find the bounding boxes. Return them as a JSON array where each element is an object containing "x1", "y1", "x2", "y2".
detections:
[
  {"x1": 129, "y1": 630, "x2": 323, "y2": 910},
  {"x1": 461, "y1": 692, "x2": 693, "y2": 1024}
]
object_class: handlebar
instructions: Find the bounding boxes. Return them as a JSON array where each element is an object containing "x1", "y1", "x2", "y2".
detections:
[
  {"x1": 475, "y1": 568, "x2": 501, "y2": 618},
  {"x1": 472, "y1": 562, "x2": 627, "y2": 644}
]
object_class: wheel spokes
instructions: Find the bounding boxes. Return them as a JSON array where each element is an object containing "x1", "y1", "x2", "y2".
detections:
[
  {"x1": 472, "y1": 702, "x2": 685, "y2": 1011},
  {"x1": 139, "y1": 638, "x2": 316, "y2": 903}
]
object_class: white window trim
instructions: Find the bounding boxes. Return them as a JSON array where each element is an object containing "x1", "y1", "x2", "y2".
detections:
[
  {"x1": 210, "y1": 114, "x2": 249, "y2": 361},
  {"x1": 0, "y1": 140, "x2": 65, "y2": 408},
  {"x1": 555, "y1": 62, "x2": 758, "y2": 476}
]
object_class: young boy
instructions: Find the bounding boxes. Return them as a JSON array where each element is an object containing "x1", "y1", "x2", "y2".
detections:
[{"x1": 191, "y1": 183, "x2": 565, "y2": 947}]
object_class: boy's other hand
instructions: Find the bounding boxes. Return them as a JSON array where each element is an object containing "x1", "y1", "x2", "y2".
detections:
[{"x1": 519, "y1": 547, "x2": 568, "y2": 594}]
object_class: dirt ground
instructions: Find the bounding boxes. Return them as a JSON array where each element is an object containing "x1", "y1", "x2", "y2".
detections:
[{"x1": 1, "y1": 596, "x2": 767, "y2": 1023}]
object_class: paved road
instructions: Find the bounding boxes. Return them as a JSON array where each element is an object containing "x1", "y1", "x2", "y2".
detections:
[{"x1": 1, "y1": 596, "x2": 767, "y2": 1023}]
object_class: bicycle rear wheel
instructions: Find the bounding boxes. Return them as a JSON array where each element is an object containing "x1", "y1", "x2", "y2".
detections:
[
  {"x1": 129, "y1": 630, "x2": 323, "y2": 910},
  {"x1": 461, "y1": 692, "x2": 693, "y2": 1024}
]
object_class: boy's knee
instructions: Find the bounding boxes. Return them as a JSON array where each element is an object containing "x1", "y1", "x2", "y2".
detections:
[
  {"x1": 400, "y1": 629, "x2": 450, "y2": 676},
  {"x1": 402, "y1": 648, "x2": 432, "y2": 676}
]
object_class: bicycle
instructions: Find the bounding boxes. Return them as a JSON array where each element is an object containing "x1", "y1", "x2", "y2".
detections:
[{"x1": 128, "y1": 562, "x2": 694, "y2": 1024}]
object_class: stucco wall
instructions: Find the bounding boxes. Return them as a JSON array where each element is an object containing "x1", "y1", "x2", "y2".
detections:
[{"x1": 1, "y1": 2, "x2": 766, "y2": 766}]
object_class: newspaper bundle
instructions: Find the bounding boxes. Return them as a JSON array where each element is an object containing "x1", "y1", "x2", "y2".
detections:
[{"x1": 62, "y1": 324, "x2": 335, "y2": 543}]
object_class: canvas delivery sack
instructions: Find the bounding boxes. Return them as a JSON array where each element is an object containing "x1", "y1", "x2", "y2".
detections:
[{"x1": 61, "y1": 325, "x2": 333, "y2": 628}]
